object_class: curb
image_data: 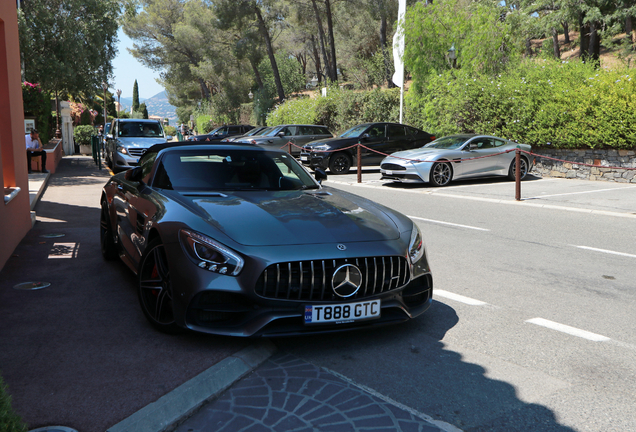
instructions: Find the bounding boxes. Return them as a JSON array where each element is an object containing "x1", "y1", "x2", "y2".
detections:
[{"x1": 106, "y1": 339, "x2": 277, "y2": 432}]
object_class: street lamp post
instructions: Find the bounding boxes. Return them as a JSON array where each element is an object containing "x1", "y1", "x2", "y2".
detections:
[
  {"x1": 116, "y1": 89, "x2": 121, "y2": 118},
  {"x1": 248, "y1": 90, "x2": 254, "y2": 100},
  {"x1": 101, "y1": 82, "x2": 108, "y2": 156}
]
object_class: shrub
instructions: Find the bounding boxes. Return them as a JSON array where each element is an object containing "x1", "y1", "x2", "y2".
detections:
[
  {"x1": 195, "y1": 115, "x2": 215, "y2": 134},
  {"x1": 406, "y1": 59, "x2": 636, "y2": 149},
  {"x1": 0, "y1": 376, "x2": 27, "y2": 432},
  {"x1": 164, "y1": 125, "x2": 176, "y2": 136},
  {"x1": 267, "y1": 86, "x2": 402, "y2": 135},
  {"x1": 73, "y1": 125, "x2": 95, "y2": 146}
]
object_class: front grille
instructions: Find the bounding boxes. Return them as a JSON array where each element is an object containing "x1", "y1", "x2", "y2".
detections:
[
  {"x1": 128, "y1": 148, "x2": 147, "y2": 158},
  {"x1": 381, "y1": 163, "x2": 407, "y2": 171},
  {"x1": 255, "y1": 256, "x2": 410, "y2": 301}
]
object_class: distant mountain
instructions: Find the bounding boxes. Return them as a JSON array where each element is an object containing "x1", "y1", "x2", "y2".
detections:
[{"x1": 118, "y1": 91, "x2": 178, "y2": 126}]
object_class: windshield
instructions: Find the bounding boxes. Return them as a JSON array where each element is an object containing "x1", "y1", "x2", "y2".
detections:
[
  {"x1": 153, "y1": 149, "x2": 318, "y2": 192},
  {"x1": 118, "y1": 122, "x2": 163, "y2": 138},
  {"x1": 340, "y1": 124, "x2": 370, "y2": 138},
  {"x1": 424, "y1": 136, "x2": 470, "y2": 150},
  {"x1": 252, "y1": 127, "x2": 272, "y2": 137}
]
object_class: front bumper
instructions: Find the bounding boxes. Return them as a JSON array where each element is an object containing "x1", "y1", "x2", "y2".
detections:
[
  {"x1": 300, "y1": 151, "x2": 329, "y2": 170},
  {"x1": 166, "y1": 238, "x2": 433, "y2": 337},
  {"x1": 380, "y1": 161, "x2": 428, "y2": 184}
]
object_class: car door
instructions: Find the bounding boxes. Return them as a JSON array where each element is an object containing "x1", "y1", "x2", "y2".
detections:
[
  {"x1": 386, "y1": 124, "x2": 410, "y2": 154},
  {"x1": 359, "y1": 124, "x2": 389, "y2": 165},
  {"x1": 113, "y1": 167, "x2": 158, "y2": 269},
  {"x1": 461, "y1": 137, "x2": 502, "y2": 177}
]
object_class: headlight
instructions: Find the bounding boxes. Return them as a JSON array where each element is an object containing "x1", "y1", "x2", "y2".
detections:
[
  {"x1": 116, "y1": 145, "x2": 128, "y2": 155},
  {"x1": 408, "y1": 224, "x2": 425, "y2": 264},
  {"x1": 312, "y1": 144, "x2": 330, "y2": 151},
  {"x1": 179, "y1": 229, "x2": 244, "y2": 276}
]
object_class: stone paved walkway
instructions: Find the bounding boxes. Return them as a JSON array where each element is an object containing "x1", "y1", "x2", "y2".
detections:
[{"x1": 175, "y1": 353, "x2": 450, "y2": 432}]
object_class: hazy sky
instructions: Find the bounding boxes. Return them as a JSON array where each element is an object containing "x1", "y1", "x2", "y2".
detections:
[{"x1": 111, "y1": 28, "x2": 165, "y2": 100}]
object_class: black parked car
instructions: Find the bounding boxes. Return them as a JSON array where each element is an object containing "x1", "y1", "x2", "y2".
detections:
[
  {"x1": 300, "y1": 122, "x2": 435, "y2": 174},
  {"x1": 189, "y1": 125, "x2": 254, "y2": 142}
]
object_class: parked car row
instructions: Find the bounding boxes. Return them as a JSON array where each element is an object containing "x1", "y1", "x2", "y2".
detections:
[{"x1": 104, "y1": 119, "x2": 532, "y2": 186}]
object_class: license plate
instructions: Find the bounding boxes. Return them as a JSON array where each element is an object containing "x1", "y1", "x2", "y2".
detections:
[
  {"x1": 385, "y1": 170, "x2": 393, "y2": 175},
  {"x1": 304, "y1": 300, "x2": 381, "y2": 325},
  {"x1": 300, "y1": 155, "x2": 308, "y2": 161}
]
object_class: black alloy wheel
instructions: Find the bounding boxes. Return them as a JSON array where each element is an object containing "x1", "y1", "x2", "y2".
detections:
[
  {"x1": 328, "y1": 152, "x2": 352, "y2": 174},
  {"x1": 100, "y1": 201, "x2": 118, "y2": 260},
  {"x1": 508, "y1": 157, "x2": 528, "y2": 180},
  {"x1": 430, "y1": 161, "x2": 453, "y2": 186},
  {"x1": 138, "y1": 238, "x2": 182, "y2": 334}
]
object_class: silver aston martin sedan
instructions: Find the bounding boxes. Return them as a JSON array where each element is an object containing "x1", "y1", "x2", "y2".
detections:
[
  {"x1": 100, "y1": 143, "x2": 433, "y2": 336},
  {"x1": 380, "y1": 134, "x2": 534, "y2": 186}
]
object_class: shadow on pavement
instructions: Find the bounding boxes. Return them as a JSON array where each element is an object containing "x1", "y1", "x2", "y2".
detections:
[
  {"x1": 0, "y1": 157, "x2": 250, "y2": 432},
  {"x1": 274, "y1": 301, "x2": 576, "y2": 431}
]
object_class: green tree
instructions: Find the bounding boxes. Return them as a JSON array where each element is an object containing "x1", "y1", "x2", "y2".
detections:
[
  {"x1": 18, "y1": 0, "x2": 119, "y2": 97},
  {"x1": 132, "y1": 80, "x2": 140, "y2": 112},
  {"x1": 139, "y1": 102, "x2": 149, "y2": 119}
]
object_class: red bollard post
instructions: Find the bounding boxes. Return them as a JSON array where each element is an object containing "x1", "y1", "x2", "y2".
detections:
[
  {"x1": 515, "y1": 148, "x2": 521, "y2": 201},
  {"x1": 288, "y1": 141, "x2": 292, "y2": 154},
  {"x1": 357, "y1": 144, "x2": 362, "y2": 183}
]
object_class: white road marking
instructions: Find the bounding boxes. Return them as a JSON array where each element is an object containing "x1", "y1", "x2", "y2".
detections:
[
  {"x1": 526, "y1": 185, "x2": 636, "y2": 200},
  {"x1": 435, "y1": 290, "x2": 488, "y2": 306},
  {"x1": 526, "y1": 318, "x2": 611, "y2": 342},
  {"x1": 572, "y1": 245, "x2": 636, "y2": 259},
  {"x1": 409, "y1": 216, "x2": 489, "y2": 231}
]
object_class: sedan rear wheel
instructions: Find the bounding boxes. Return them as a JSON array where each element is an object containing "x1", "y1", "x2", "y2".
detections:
[
  {"x1": 100, "y1": 201, "x2": 118, "y2": 260},
  {"x1": 508, "y1": 157, "x2": 528, "y2": 181},
  {"x1": 328, "y1": 152, "x2": 352, "y2": 174},
  {"x1": 430, "y1": 161, "x2": 453, "y2": 186},
  {"x1": 138, "y1": 238, "x2": 182, "y2": 334}
]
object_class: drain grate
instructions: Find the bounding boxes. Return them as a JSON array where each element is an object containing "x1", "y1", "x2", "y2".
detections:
[{"x1": 13, "y1": 282, "x2": 51, "y2": 290}]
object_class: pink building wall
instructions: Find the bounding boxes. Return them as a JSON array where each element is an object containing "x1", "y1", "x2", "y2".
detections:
[{"x1": 0, "y1": 3, "x2": 32, "y2": 270}]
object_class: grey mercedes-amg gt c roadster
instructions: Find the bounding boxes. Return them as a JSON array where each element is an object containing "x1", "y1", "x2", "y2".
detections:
[{"x1": 100, "y1": 143, "x2": 433, "y2": 336}]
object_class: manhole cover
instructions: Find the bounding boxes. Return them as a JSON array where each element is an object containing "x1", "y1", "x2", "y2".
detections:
[
  {"x1": 40, "y1": 233, "x2": 66, "y2": 238},
  {"x1": 13, "y1": 282, "x2": 51, "y2": 290},
  {"x1": 29, "y1": 427, "x2": 78, "y2": 432}
]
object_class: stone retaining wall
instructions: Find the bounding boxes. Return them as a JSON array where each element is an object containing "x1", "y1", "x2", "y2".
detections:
[{"x1": 531, "y1": 148, "x2": 636, "y2": 183}]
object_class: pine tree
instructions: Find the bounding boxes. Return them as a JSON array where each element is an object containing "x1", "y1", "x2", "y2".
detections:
[
  {"x1": 132, "y1": 80, "x2": 140, "y2": 112},
  {"x1": 139, "y1": 102, "x2": 149, "y2": 119}
]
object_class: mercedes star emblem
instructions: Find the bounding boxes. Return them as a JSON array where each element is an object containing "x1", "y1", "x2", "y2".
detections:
[{"x1": 332, "y1": 264, "x2": 362, "y2": 298}]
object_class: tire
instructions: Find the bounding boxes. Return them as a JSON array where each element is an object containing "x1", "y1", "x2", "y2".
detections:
[
  {"x1": 328, "y1": 152, "x2": 352, "y2": 174},
  {"x1": 507, "y1": 157, "x2": 528, "y2": 181},
  {"x1": 100, "y1": 201, "x2": 118, "y2": 260},
  {"x1": 138, "y1": 238, "x2": 182, "y2": 334},
  {"x1": 429, "y1": 161, "x2": 453, "y2": 186}
]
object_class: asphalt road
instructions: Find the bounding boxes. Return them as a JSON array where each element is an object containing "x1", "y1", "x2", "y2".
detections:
[{"x1": 274, "y1": 171, "x2": 636, "y2": 431}]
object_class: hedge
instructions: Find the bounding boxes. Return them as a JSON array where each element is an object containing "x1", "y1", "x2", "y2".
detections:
[
  {"x1": 266, "y1": 87, "x2": 401, "y2": 135},
  {"x1": 406, "y1": 59, "x2": 636, "y2": 149}
]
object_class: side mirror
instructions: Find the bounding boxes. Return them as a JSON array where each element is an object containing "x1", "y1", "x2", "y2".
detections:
[
  {"x1": 165, "y1": 135, "x2": 173, "y2": 140},
  {"x1": 124, "y1": 166, "x2": 144, "y2": 183},
  {"x1": 314, "y1": 168, "x2": 328, "y2": 184},
  {"x1": 468, "y1": 142, "x2": 478, "y2": 150},
  {"x1": 277, "y1": 132, "x2": 285, "y2": 137},
  {"x1": 361, "y1": 133, "x2": 370, "y2": 139}
]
